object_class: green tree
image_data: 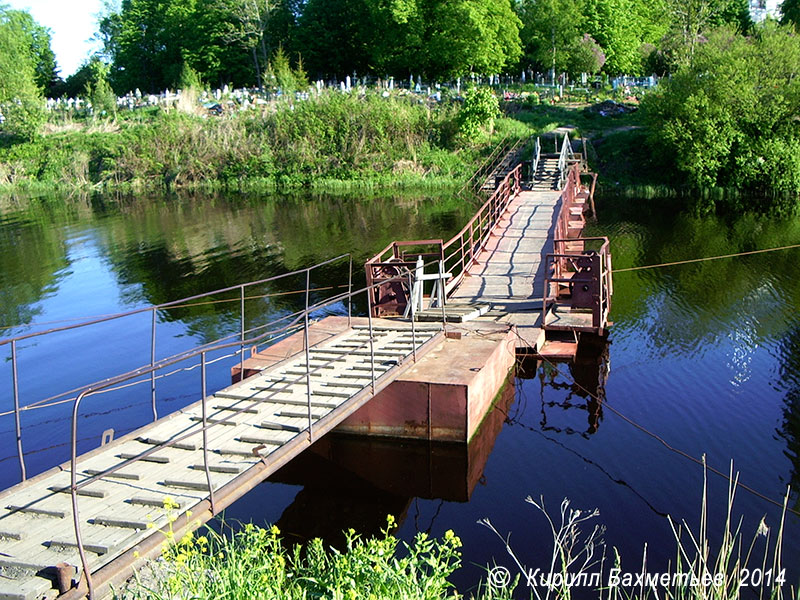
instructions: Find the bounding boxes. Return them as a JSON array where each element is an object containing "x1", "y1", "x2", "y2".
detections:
[
  {"x1": 3, "y1": 9, "x2": 59, "y2": 94},
  {"x1": 643, "y1": 24, "x2": 800, "y2": 203},
  {"x1": 516, "y1": 0, "x2": 587, "y2": 76},
  {"x1": 100, "y1": 0, "x2": 200, "y2": 93},
  {"x1": 85, "y1": 58, "x2": 117, "y2": 117},
  {"x1": 663, "y1": 0, "x2": 753, "y2": 68},
  {"x1": 782, "y1": 0, "x2": 800, "y2": 28},
  {"x1": 457, "y1": 85, "x2": 499, "y2": 143},
  {"x1": 584, "y1": 0, "x2": 662, "y2": 74},
  {"x1": 294, "y1": 0, "x2": 373, "y2": 78},
  {"x1": 267, "y1": 46, "x2": 308, "y2": 94},
  {"x1": 0, "y1": 7, "x2": 45, "y2": 139},
  {"x1": 369, "y1": 0, "x2": 522, "y2": 79},
  {"x1": 422, "y1": 0, "x2": 521, "y2": 78}
]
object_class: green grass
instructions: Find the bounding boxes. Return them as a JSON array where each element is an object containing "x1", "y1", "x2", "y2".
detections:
[{"x1": 0, "y1": 91, "x2": 476, "y2": 192}]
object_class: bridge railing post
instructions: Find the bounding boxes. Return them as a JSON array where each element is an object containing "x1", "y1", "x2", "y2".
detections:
[
  {"x1": 409, "y1": 270, "x2": 417, "y2": 362},
  {"x1": 366, "y1": 283, "x2": 376, "y2": 394},
  {"x1": 70, "y1": 389, "x2": 94, "y2": 599},
  {"x1": 348, "y1": 255, "x2": 353, "y2": 328},
  {"x1": 150, "y1": 309, "x2": 157, "y2": 421},
  {"x1": 304, "y1": 268, "x2": 313, "y2": 441},
  {"x1": 11, "y1": 340, "x2": 25, "y2": 482},
  {"x1": 240, "y1": 285, "x2": 246, "y2": 384},
  {"x1": 200, "y1": 350, "x2": 216, "y2": 514}
]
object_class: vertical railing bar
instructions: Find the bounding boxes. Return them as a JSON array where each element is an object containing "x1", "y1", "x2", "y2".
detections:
[
  {"x1": 70, "y1": 390, "x2": 94, "y2": 599},
  {"x1": 439, "y1": 260, "x2": 448, "y2": 334},
  {"x1": 201, "y1": 351, "x2": 216, "y2": 514},
  {"x1": 240, "y1": 286, "x2": 245, "y2": 379},
  {"x1": 348, "y1": 255, "x2": 353, "y2": 328},
  {"x1": 366, "y1": 287, "x2": 376, "y2": 394},
  {"x1": 150, "y1": 309, "x2": 157, "y2": 422},
  {"x1": 11, "y1": 340, "x2": 26, "y2": 482},
  {"x1": 409, "y1": 273, "x2": 418, "y2": 362},
  {"x1": 304, "y1": 269, "x2": 313, "y2": 441}
]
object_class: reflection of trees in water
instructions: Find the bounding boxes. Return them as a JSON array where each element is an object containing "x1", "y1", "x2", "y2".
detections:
[
  {"x1": 590, "y1": 205, "x2": 800, "y2": 351},
  {"x1": 99, "y1": 192, "x2": 474, "y2": 343},
  {"x1": 0, "y1": 198, "x2": 86, "y2": 331},
  {"x1": 590, "y1": 198, "x2": 800, "y2": 507},
  {"x1": 775, "y1": 324, "x2": 800, "y2": 508},
  {"x1": 0, "y1": 190, "x2": 474, "y2": 343}
]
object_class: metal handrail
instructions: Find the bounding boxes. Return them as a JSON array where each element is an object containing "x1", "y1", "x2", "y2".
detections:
[
  {"x1": 2, "y1": 254, "x2": 354, "y2": 483},
  {"x1": 541, "y1": 159, "x2": 612, "y2": 336},
  {"x1": 532, "y1": 137, "x2": 541, "y2": 179},
  {"x1": 67, "y1": 264, "x2": 435, "y2": 599},
  {"x1": 365, "y1": 164, "x2": 522, "y2": 315},
  {"x1": 557, "y1": 132, "x2": 574, "y2": 189},
  {"x1": 457, "y1": 133, "x2": 523, "y2": 197}
]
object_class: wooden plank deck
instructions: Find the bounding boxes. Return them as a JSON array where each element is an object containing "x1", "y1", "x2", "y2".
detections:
[
  {"x1": 449, "y1": 189, "x2": 562, "y2": 350},
  {"x1": 0, "y1": 321, "x2": 443, "y2": 600}
]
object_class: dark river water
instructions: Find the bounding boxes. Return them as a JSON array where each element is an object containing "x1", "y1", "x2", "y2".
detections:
[{"x1": 0, "y1": 190, "x2": 798, "y2": 595}]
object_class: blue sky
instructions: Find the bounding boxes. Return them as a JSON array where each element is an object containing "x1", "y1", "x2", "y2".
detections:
[{"x1": 5, "y1": 0, "x2": 105, "y2": 77}]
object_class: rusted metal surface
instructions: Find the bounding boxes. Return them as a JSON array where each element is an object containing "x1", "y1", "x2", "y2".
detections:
[
  {"x1": 366, "y1": 137, "x2": 613, "y2": 341},
  {"x1": 364, "y1": 241, "x2": 443, "y2": 318},
  {"x1": 543, "y1": 162, "x2": 613, "y2": 335},
  {"x1": 365, "y1": 165, "x2": 523, "y2": 318}
]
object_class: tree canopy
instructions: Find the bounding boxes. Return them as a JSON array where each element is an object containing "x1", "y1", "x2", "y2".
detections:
[
  {"x1": 0, "y1": 6, "x2": 47, "y2": 138},
  {"x1": 643, "y1": 24, "x2": 800, "y2": 202}
]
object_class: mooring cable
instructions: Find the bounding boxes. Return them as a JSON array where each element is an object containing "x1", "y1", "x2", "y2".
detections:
[
  {"x1": 612, "y1": 243, "x2": 800, "y2": 273},
  {"x1": 520, "y1": 338, "x2": 800, "y2": 518}
]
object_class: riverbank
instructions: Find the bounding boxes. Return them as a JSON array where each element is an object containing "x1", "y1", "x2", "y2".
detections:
[
  {"x1": 118, "y1": 478, "x2": 791, "y2": 600},
  {"x1": 0, "y1": 92, "x2": 642, "y2": 195},
  {"x1": 0, "y1": 90, "x2": 515, "y2": 193}
]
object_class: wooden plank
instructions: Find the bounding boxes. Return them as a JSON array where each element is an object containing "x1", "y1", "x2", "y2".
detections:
[
  {"x1": 128, "y1": 496, "x2": 186, "y2": 509},
  {"x1": 83, "y1": 469, "x2": 141, "y2": 481},
  {"x1": 237, "y1": 435, "x2": 283, "y2": 446},
  {"x1": 118, "y1": 452, "x2": 170, "y2": 464},
  {"x1": 188, "y1": 417, "x2": 238, "y2": 427},
  {"x1": 48, "y1": 486, "x2": 108, "y2": 499},
  {"x1": 137, "y1": 437, "x2": 198, "y2": 451},
  {"x1": 48, "y1": 538, "x2": 110, "y2": 555},
  {"x1": 161, "y1": 479, "x2": 215, "y2": 492},
  {"x1": 189, "y1": 464, "x2": 242, "y2": 474},
  {"x1": 212, "y1": 405, "x2": 259, "y2": 415},
  {"x1": 258, "y1": 421, "x2": 302, "y2": 432},
  {"x1": 92, "y1": 516, "x2": 149, "y2": 530},
  {"x1": 6, "y1": 505, "x2": 66, "y2": 518}
]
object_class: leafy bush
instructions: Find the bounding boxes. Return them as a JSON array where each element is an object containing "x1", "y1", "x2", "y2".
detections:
[
  {"x1": 457, "y1": 86, "x2": 499, "y2": 144},
  {"x1": 643, "y1": 24, "x2": 800, "y2": 207},
  {"x1": 119, "y1": 516, "x2": 464, "y2": 600}
]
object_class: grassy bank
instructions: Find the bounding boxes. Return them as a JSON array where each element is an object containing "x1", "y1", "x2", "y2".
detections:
[
  {"x1": 0, "y1": 91, "x2": 528, "y2": 193},
  {"x1": 0, "y1": 91, "x2": 649, "y2": 195}
]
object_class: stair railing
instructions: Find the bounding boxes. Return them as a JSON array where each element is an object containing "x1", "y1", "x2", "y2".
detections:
[
  {"x1": 557, "y1": 132, "x2": 574, "y2": 189},
  {"x1": 531, "y1": 137, "x2": 541, "y2": 181}
]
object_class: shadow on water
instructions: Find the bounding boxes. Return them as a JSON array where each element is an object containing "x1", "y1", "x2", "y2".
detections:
[{"x1": 261, "y1": 375, "x2": 517, "y2": 549}]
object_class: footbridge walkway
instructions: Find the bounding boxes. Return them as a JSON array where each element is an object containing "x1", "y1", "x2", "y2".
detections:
[
  {"x1": 0, "y1": 132, "x2": 611, "y2": 600},
  {"x1": 367, "y1": 132, "x2": 611, "y2": 356}
]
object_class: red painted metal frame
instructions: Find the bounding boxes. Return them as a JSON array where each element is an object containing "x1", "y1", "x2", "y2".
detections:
[
  {"x1": 365, "y1": 164, "x2": 522, "y2": 316},
  {"x1": 543, "y1": 163, "x2": 612, "y2": 334}
]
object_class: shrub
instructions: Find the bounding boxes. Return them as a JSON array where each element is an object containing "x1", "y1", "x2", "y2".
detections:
[
  {"x1": 119, "y1": 516, "x2": 463, "y2": 600},
  {"x1": 457, "y1": 86, "x2": 499, "y2": 144},
  {"x1": 643, "y1": 23, "x2": 800, "y2": 206}
]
